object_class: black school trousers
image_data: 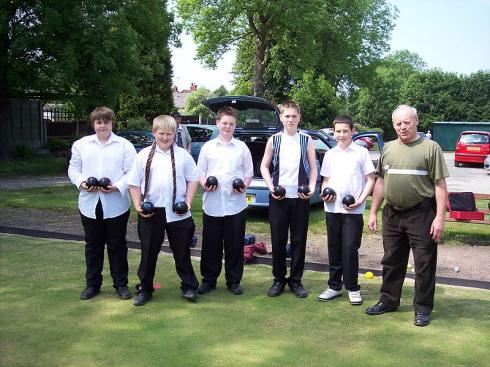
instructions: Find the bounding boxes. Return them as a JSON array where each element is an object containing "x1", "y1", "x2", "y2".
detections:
[
  {"x1": 137, "y1": 208, "x2": 199, "y2": 294},
  {"x1": 380, "y1": 203, "x2": 438, "y2": 314},
  {"x1": 269, "y1": 196, "x2": 310, "y2": 284},
  {"x1": 200, "y1": 209, "x2": 246, "y2": 287},
  {"x1": 80, "y1": 200, "x2": 130, "y2": 289},
  {"x1": 326, "y1": 212, "x2": 363, "y2": 291}
]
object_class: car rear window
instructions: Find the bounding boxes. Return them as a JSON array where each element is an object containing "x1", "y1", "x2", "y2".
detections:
[
  {"x1": 460, "y1": 134, "x2": 489, "y2": 144},
  {"x1": 188, "y1": 127, "x2": 214, "y2": 143}
]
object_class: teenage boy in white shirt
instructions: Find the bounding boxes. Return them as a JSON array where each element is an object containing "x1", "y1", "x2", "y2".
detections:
[
  {"x1": 318, "y1": 115, "x2": 375, "y2": 305},
  {"x1": 260, "y1": 100, "x2": 317, "y2": 298},
  {"x1": 68, "y1": 106, "x2": 136, "y2": 301},
  {"x1": 196, "y1": 106, "x2": 254, "y2": 295},
  {"x1": 127, "y1": 115, "x2": 200, "y2": 306}
]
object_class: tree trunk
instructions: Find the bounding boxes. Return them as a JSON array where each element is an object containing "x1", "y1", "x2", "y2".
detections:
[{"x1": 253, "y1": 32, "x2": 267, "y2": 97}]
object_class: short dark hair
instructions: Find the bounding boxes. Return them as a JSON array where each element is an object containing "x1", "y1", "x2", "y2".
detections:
[
  {"x1": 332, "y1": 115, "x2": 353, "y2": 130},
  {"x1": 89, "y1": 107, "x2": 115, "y2": 127},
  {"x1": 170, "y1": 111, "x2": 181, "y2": 118},
  {"x1": 217, "y1": 106, "x2": 238, "y2": 120}
]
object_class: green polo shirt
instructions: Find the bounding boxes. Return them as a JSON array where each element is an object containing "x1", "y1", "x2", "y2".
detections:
[{"x1": 377, "y1": 138, "x2": 449, "y2": 209}]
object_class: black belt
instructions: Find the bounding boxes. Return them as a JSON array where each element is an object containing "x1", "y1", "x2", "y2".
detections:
[{"x1": 389, "y1": 197, "x2": 435, "y2": 212}]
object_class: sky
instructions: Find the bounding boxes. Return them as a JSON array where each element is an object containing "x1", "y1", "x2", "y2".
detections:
[{"x1": 170, "y1": 0, "x2": 490, "y2": 91}]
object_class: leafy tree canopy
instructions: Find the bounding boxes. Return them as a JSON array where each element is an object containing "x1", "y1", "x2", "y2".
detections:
[
  {"x1": 177, "y1": 0, "x2": 396, "y2": 97},
  {"x1": 2, "y1": 0, "x2": 175, "y2": 116}
]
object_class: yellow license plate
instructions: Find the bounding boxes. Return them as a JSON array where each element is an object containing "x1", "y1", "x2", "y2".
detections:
[
  {"x1": 467, "y1": 146, "x2": 481, "y2": 151},
  {"x1": 246, "y1": 194, "x2": 256, "y2": 204}
]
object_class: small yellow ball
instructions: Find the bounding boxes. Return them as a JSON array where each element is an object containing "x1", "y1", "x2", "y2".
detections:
[{"x1": 365, "y1": 271, "x2": 374, "y2": 280}]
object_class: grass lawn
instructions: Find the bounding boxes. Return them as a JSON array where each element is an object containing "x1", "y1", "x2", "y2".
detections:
[
  {"x1": 0, "y1": 185, "x2": 488, "y2": 246},
  {"x1": 1, "y1": 234, "x2": 489, "y2": 367},
  {"x1": 0, "y1": 154, "x2": 67, "y2": 177}
]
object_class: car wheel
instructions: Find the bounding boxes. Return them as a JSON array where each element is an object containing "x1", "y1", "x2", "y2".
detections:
[{"x1": 454, "y1": 161, "x2": 462, "y2": 167}]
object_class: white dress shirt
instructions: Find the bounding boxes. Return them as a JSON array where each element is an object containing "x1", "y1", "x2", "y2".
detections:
[
  {"x1": 197, "y1": 136, "x2": 254, "y2": 216},
  {"x1": 320, "y1": 142, "x2": 375, "y2": 214},
  {"x1": 278, "y1": 133, "x2": 301, "y2": 198},
  {"x1": 68, "y1": 132, "x2": 137, "y2": 219},
  {"x1": 127, "y1": 144, "x2": 198, "y2": 223}
]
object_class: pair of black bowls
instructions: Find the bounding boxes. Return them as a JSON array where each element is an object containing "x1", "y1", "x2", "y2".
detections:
[
  {"x1": 86, "y1": 177, "x2": 111, "y2": 189},
  {"x1": 140, "y1": 201, "x2": 188, "y2": 215},
  {"x1": 272, "y1": 184, "x2": 310, "y2": 198},
  {"x1": 205, "y1": 176, "x2": 245, "y2": 191},
  {"x1": 322, "y1": 187, "x2": 356, "y2": 206}
]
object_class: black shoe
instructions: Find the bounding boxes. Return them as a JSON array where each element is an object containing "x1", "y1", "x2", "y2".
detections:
[
  {"x1": 414, "y1": 312, "x2": 430, "y2": 327},
  {"x1": 228, "y1": 283, "x2": 243, "y2": 295},
  {"x1": 182, "y1": 289, "x2": 197, "y2": 302},
  {"x1": 267, "y1": 281, "x2": 286, "y2": 297},
  {"x1": 365, "y1": 302, "x2": 397, "y2": 315},
  {"x1": 80, "y1": 287, "x2": 100, "y2": 300},
  {"x1": 289, "y1": 282, "x2": 308, "y2": 298},
  {"x1": 197, "y1": 282, "x2": 216, "y2": 294},
  {"x1": 116, "y1": 286, "x2": 132, "y2": 300},
  {"x1": 133, "y1": 292, "x2": 152, "y2": 306}
]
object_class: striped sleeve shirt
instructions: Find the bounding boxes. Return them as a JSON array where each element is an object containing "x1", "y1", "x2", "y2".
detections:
[{"x1": 378, "y1": 138, "x2": 449, "y2": 209}]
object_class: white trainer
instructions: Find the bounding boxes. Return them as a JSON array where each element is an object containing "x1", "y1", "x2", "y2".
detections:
[
  {"x1": 348, "y1": 290, "x2": 363, "y2": 305},
  {"x1": 318, "y1": 288, "x2": 342, "y2": 301}
]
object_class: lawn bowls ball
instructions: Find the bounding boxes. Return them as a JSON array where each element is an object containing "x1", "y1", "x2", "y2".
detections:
[
  {"x1": 273, "y1": 185, "x2": 286, "y2": 198},
  {"x1": 206, "y1": 176, "x2": 218, "y2": 188},
  {"x1": 141, "y1": 201, "x2": 155, "y2": 215},
  {"x1": 232, "y1": 178, "x2": 245, "y2": 191},
  {"x1": 98, "y1": 177, "x2": 111, "y2": 189},
  {"x1": 342, "y1": 195, "x2": 356, "y2": 206},
  {"x1": 86, "y1": 177, "x2": 99, "y2": 188}
]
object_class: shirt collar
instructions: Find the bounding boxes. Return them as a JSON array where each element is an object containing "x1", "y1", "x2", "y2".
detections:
[
  {"x1": 89, "y1": 132, "x2": 117, "y2": 145},
  {"x1": 216, "y1": 136, "x2": 237, "y2": 146}
]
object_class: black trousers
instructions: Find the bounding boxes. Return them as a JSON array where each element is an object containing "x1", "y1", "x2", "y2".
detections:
[
  {"x1": 380, "y1": 204, "x2": 438, "y2": 313},
  {"x1": 326, "y1": 212, "x2": 363, "y2": 291},
  {"x1": 136, "y1": 208, "x2": 198, "y2": 293},
  {"x1": 200, "y1": 209, "x2": 246, "y2": 286},
  {"x1": 80, "y1": 201, "x2": 130, "y2": 289},
  {"x1": 269, "y1": 196, "x2": 310, "y2": 284}
]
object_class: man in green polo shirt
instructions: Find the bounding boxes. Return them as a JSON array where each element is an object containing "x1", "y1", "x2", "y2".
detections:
[{"x1": 366, "y1": 104, "x2": 449, "y2": 327}]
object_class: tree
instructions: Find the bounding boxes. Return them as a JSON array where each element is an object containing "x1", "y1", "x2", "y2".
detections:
[
  {"x1": 177, "y1": 0, "x2": 396, "y2": 97},
  {"x1": 213, "y1": 85, "x2": 228, "y2": 96},
  {"x1": 400, "y1": 70, "x2": 490, "y2": 128},
  {"x1": 181, "y1": 87, "x2": 215, "y2": 118},
  {"x1": 347, "y1": 50, "x2": 426, "y2": 138},
  {"x1": 289, "y1": 69, "x2": 341, "y2": 129},
  {"x1": 1, "y1": 0, "x2": 175, "y2": 116}
]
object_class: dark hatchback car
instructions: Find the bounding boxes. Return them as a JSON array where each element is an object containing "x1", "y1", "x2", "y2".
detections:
[
  {"x1": 454, "y1": 131, "x2": 490, "y2": 167},
  {"x1": 116, "y1": 130, "x2": 154, "y2": 152},
  {"x1": 202, "y1": 96, "x2": 383, "y2": 207}
]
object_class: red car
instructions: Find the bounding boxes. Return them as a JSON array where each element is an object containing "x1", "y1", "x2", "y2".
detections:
[{"x1": 454, "y1": 131, "x2": 490, "y2": 167}]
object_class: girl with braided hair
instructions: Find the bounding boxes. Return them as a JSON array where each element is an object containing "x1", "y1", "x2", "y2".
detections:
[{"x1": 127, "y1": 115, "x2": 200, "y2": 306}]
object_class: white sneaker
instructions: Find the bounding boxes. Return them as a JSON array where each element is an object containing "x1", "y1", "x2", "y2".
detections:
[
  {"x1": 348, "y1": 290, "x2": 363, "y2": 305},
  {"x1": 318, "y1": 288, "x2": 342, "y2": 301}
]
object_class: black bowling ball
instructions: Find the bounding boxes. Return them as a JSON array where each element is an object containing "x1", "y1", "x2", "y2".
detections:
[
  {"x1": 173, "y1": 201, "x2": 188, "y2": 215},
  {"x1": 298, "y1": 185, "x2": 311, "y2": 195},
  {"x1": 322, "y1": 187, "x2": 336, "y2": 197},
  {"x1": 86, "y1": 177, "x2": 98, "y2": 188},
  {"x1": 98, "y1": 177, "x2": 111, "y2": 189},
  {"x1": 232, "y1": 178, "x2": 245, "y2": 191},
  {"x1": 273, "y1": 185, "x2": 286, "y2": 198},
  {"x1": 206, "y1": 176, "x2": 218, "y2": 188},
  {"x1": 342, "y1": 195, "x2": 356, "y2": 207},
  {"x1": 141, "y1": 201, "x2": 155, "y2": 215}
]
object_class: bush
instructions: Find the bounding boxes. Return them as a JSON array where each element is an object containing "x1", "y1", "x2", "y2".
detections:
[
  {"x1": 116, "y1": 117, "x2": 151, "y2": 131},
  {"x1": 14, "y1": 144, "x2": 33, "y2": 159}
]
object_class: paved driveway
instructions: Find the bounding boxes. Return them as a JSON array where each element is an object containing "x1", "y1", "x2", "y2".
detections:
[{"x1": 444, "y1": 152, "x2": 489, "y2": 194}]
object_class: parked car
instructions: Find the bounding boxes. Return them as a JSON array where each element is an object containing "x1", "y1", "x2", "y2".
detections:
[
  {"x1": 454, "y1": 131, "x2": 490, "y2": 167},
  {"x1": 484, "y1": 155, "x2": 490, "y2": 173},
  {"x1": 202, "y1": 96, "x2": 383, "y2": 207},
  {"x1": 185, "y1": 124, "x2": 219, "y2": 162},
  {"x1": 116, "y1": 130, "x2": 154, "y2": 152}
]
